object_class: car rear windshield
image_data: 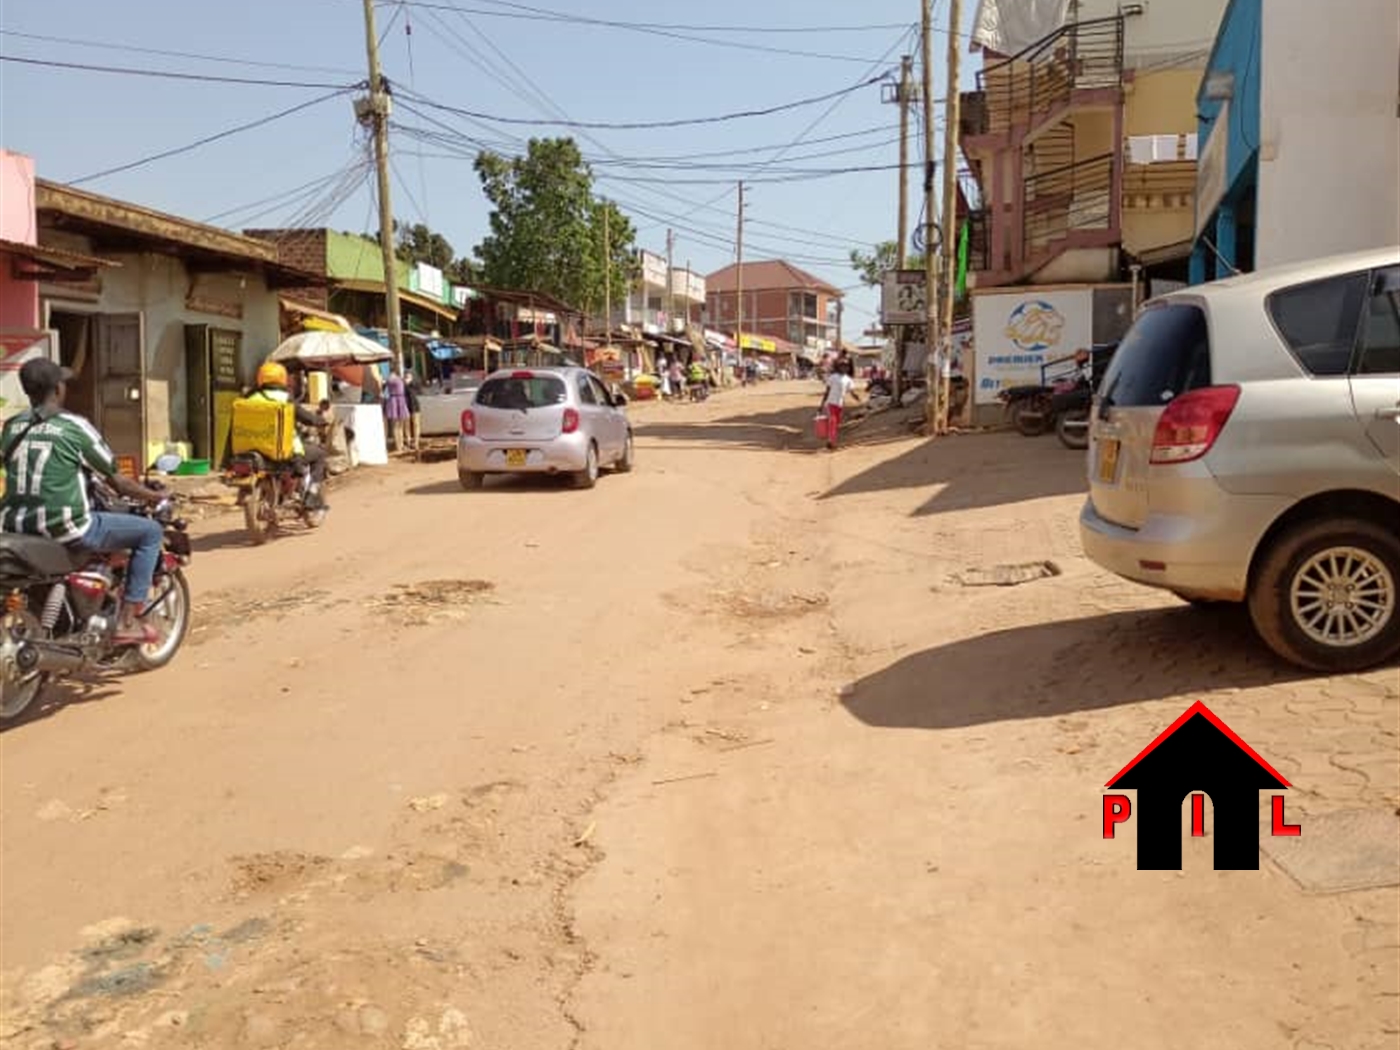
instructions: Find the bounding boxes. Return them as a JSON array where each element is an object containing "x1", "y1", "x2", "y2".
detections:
[
  {"x1": 1097, "y1": 302, "x2": 1212, "y2": 409},
  {"x1": 475, "y1": 375, "x2": 567, "y2": 410}
]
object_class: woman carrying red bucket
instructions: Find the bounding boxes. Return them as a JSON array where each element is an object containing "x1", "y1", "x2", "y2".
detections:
[{"x1": 816, "y1": 360, "x2": 857, "y2": 450}]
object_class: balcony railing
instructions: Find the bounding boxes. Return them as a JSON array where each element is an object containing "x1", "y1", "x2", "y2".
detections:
[
  {"x1": 1121, "y1": 159, "x2": 1197, "y2": 206},
  {"x1": 1023, "y1": 152, "x2": 1115, "y2": 258},
  {"x1": 975, "y1": 15, "x2": 1125, "y2": 136}
]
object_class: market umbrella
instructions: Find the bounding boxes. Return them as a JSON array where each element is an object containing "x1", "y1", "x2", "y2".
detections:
[{"x1": 269, "y1": 330, "x2": 393, "y2": 367}]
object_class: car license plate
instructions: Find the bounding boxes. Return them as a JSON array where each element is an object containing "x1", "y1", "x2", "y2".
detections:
[
  {"x1": 506, "y1": 449, "x2": 527, "y2": 468},
  {"x1": 1096, "y1": 438, "x2": 1121, "y2": 483}
]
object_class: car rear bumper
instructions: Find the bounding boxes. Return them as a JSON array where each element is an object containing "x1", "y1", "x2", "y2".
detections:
[
  {"x1": 457, "y1": 434, "x2": 589, "y2": 474},
  {"x1": 1078, "y1": 490, "x2": 1292, "y2": 601}
]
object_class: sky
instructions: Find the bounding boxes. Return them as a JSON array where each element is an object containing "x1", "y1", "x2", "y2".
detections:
[{"x1": 0, "y1": 0, "x2": 980, "y2": 334}]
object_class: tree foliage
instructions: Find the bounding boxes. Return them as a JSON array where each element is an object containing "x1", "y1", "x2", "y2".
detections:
[
  {"x1": 474, "y1": 137, "x2": 636, "y2": 312},
  {"x1": 850, "y1": 240, "x2": 923, "y2": 288},
  {"x1": 395, "y1": 221, "x2": 477, "y2": 285}
]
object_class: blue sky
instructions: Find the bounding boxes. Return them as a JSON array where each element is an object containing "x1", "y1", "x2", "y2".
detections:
[{"x1": 0, "y1": 0, "x2": 977, "y2": 332}]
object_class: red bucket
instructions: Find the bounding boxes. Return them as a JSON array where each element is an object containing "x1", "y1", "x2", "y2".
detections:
[{"x1": 812, "y1": 414, "x2": 830, "y2": 441}]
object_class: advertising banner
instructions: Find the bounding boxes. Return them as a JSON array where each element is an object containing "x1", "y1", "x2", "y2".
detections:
[{"x1": 970, "y1": 289, "x2": 1091, "y2": 404}]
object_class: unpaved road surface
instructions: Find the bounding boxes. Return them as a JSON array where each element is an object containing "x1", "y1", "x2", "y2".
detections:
[{"x1": 2, "y1": 382, "x2": 1396, "y2": 1049}]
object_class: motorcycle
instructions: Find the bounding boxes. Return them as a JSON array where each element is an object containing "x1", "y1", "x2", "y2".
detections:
[
  {"x1": 1052, "y1": 342, "x2": 1120, "y2": 450},
  {"x1": 0, "y1": 481, "x2": 192, "y2": 723},
  {"x1": 998, "y1": 376, "x2": 1080, "y2": 437},
  {"x1": 223, "y1": 425, "x2": 329, "y2": 545}
]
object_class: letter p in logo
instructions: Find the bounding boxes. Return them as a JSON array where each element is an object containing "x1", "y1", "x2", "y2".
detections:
[{"x1": 1102, "y1": 794, "x2": 1132, "y2": 838}]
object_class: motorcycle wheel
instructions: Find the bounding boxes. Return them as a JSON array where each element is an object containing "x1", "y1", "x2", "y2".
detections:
[
  {"x1": 0, "y1": 609, "x2": 47, "y2": 723},
  {"x1": 1013, "y1": 403, "x2": 1049, "y2": 437},
  {"x1": 1056, "y1": 408, "x2": 1091, "y2": 450},
  {"x1": 244, "y1": 478, "x2": 275, "y2": 545},
  {"x1": 125, "y1": 568, "x2": 191, "y2": 672}
]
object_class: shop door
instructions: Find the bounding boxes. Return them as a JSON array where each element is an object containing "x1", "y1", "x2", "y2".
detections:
[
  {"x1": 185, "y1": 325, "x2": 243, "y2": 463},
  {"x1": 95, "y1": 313, "x2": 144, "y2": 466}
]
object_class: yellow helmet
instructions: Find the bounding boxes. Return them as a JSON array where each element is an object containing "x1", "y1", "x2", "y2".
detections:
[{"x1": 257, "y1": 361, "x2": 289, "y2": 389}]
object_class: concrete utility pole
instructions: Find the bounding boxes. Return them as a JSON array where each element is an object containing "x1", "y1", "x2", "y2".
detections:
[
  {"x1": 735, "y1": 180, "x2": 745, "y2": 381},
  {"x1": 920, "y1": 0, "x2": 940, "y2": 432},
  {"x1": 666, "y1": 228, "x2": 675, "y2": 335},
  {"x1": 938, "y1": 0, "x2": 964, "y2": 434},
  {"x1": 360, "y1": 0, "x2": 404, "y2": 371}
]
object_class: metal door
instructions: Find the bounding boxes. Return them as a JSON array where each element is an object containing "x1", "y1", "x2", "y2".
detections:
[
  {"x1": 184, "y1": 325, "x2": 213, "y2": 460},
  {"x1": 95, "y1": 313, "x2": 145, "y2": 465}
]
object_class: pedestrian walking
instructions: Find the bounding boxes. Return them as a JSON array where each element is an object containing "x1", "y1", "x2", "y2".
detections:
[
  {"x1": 668, "y1": 358, "x2": 685, "y2": 402},
  {"x1": 820, "y1": 362, "x2": 858, "y2": 451},
  {"x1": 403, "y1": 371, "x2": 422, "y2": 451},
  {"x1": 659, "y1": 355, "x2": 672, "y2": 400},
  {"x1": 383, "y1": 368, "x2": 410, "y2": 452}
]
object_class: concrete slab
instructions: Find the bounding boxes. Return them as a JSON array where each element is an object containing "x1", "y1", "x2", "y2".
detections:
[{"x1": 1261, "y1": 808, "x2": 1400, "y2": 894}]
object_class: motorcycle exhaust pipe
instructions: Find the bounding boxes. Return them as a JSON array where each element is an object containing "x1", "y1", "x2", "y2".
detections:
[{"x1": 15, "y1": 641, "x2": 87, "y2": 675}]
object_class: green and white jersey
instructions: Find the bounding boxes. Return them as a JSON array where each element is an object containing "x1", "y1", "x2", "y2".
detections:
[{"x1": 0, "y1": 409, "x2": 118, "y2": 542}]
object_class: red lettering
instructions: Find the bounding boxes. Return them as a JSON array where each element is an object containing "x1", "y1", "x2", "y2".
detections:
[
  {"x1": 1191, "y1": 793, "x2": 1206, "y2": 837},
  {"x1": 1271, "y1": 795, "x2": 1301, "y2": 837},
  {"x1": 1103, "y1": 794, "x2": 1132, "y2": 838}
]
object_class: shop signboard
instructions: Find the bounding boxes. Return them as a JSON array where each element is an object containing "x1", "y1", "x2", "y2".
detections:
[
  {"x1": 881, "y1": 269, "x2": 927, "y2": 325},
  {"x1": 970, "y1": 288, "x2": 1092, "y2": 405},
  {"x1": 0, "y1": 329, "x2": 58, "y2": 426},
  {"x1": 414, "y1": 262, "x2": 446, "y2": 300}
]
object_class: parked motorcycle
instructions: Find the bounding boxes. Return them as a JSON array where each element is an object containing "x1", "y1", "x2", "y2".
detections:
[
  {"x1": 1052, "y1": 342, "x2": 1120, "y2": 450},
  {"x1": 998, "y1": 376, "x2": 1080, "y2": 437},
  {"x1": 223, "y1": 450, "x2": 328, "y2": 545},
  {"x1": 0, "y1": 481, "x2": 192, "y2": 723}
]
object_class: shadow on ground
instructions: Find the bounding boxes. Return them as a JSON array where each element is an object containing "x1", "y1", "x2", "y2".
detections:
[
  {"x1": 404, "y1": 475, "x2": 579, "y2": 497},
  {"x1": 822, "y1": 429, "x2": 1088, "y2": 515},
  {"x1": 1, "y1": 677, "x2": 123, "y2": 732},
  {"x1": 843, "y1": 605, "x2": 1326, "y2": 731}
]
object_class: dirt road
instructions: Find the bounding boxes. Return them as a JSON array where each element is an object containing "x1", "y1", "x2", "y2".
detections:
[{"x1": 2, "y1": 382, "x2": 1396, "y2": 1049}]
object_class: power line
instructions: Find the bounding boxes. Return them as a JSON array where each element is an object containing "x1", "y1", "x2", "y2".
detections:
[
  {"x1": 0, "y1": 28, "x2": 363, "y2": 76},
  {"x1": 69, "y1": 89, "x2": 355, "y2": 185},
  {"x1": 204, "y1": 158, "x2": 370, "y2": 224},
  {"x1": 386, "y1": 2, "x2": 912, "y2": 33},
  {"x1": 398, "y1": 72, "x2": 888, "y2": 130},
  {"x1": 0, "y1": 54, "x2": 359, "y2": 90}
]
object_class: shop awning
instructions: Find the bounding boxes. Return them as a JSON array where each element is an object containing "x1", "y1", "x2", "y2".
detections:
[
  {"x1": 280, "y1": 296, "x2": 352, "y2": 332},
  {"x1": 2, "y1": 237, "x2": 119, "y2": 278},
  {"x1": 333, "y1": 279, "x2": 461, "y2": 321}
]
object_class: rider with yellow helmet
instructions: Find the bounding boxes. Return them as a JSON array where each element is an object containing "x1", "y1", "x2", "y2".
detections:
[{"x1": 245, "y1": 361, "x2": 329, "y2": 507}]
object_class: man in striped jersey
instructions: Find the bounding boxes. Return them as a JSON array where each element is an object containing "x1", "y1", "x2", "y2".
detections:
[{"x1": 0, "y1": 358, "x2": 168, "y2": 645}]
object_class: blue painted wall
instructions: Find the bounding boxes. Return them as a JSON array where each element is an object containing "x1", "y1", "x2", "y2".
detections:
[{"x1": 1190, "y1": 0, "x2": 1262, "y2": 283}]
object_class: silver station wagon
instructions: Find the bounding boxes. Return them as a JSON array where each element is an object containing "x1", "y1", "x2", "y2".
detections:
[
  {"x1": 1080, "y1": 247, "x2": 1400, "y2": 672},
  {"x1": 457, "y1": 366, "x2": 634, "y2": 490}
]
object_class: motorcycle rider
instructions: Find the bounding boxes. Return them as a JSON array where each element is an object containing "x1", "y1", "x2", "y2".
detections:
[
  {"x1": 242, "y1": 361, "x2": 328, "y2": 508},
  {"x1": 0, "y1": 359, "x2": 167, "y2": 645}
]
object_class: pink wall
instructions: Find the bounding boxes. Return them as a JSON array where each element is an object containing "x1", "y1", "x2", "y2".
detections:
[{"x1": 0, "y1": 150, "x2": 40, "y2": 329}]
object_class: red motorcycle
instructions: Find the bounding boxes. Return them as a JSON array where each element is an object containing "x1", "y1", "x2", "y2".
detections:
[{"x1": 0, "y1": 480, "x2": 192, "y2": 723}]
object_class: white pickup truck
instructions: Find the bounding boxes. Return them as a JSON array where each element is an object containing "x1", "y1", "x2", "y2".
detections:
[{"x1": 417, "y1": 378, "x2": 482, "y2": 437}]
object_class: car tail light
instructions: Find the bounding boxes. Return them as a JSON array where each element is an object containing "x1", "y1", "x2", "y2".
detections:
[
  {"x1": 1150, "y1": 385, "x2": 1240, "y2": 465},
  {"x1": 460, "y1": 409, "x2": 476, "y2": 436},
  {"x1": 562, "y1": 407, "x2": 580, "y2": 434}
]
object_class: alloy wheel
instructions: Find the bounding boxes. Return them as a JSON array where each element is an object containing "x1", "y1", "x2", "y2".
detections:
[{"x1": 1289, "y1": 545, "x2": 1396, "y2": 648}]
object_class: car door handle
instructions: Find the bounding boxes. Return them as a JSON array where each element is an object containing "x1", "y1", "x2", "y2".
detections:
[{"x1": 1377, "y1": 405, "x2": 1400, "y2": 420}]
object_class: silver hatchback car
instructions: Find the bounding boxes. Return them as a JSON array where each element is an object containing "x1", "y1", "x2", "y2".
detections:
[
  {"x1": 1080, "y1": 247, "x2": 1400, "y2": 672},
  {"x1": 457, "y1": 366, "x2": 634, "y2": 490}
]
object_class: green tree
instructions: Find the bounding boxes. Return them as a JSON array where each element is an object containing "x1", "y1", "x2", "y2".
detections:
[
  {"x1": 474, "y1": 137, "x2": 636, "y2": 312},
  {"x1": 395, "y1": 221, "x2": 454, "y2": 270},
  {"x1": 850, "y1": 240, "x2": 923, "y2": 288}
]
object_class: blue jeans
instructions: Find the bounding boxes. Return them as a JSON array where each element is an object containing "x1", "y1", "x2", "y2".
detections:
[{"x1": 76, "y1": 512, "x2": 164, "y2": 605}]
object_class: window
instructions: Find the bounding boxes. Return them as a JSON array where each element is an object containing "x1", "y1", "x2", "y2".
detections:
[
  {"x1": 588, "y1": 376, "x2": 613, "y2": 405},
  {"x1": 476, "y1": 375, "x2": 567, "y2": 409},
  {"x1": 576, "y1": 376, "x2": 597, "y2": 405},
  {"x1": 1356, "y1": 267, "x2": 1400, "y2": 376},
  {"x1": 1266, "y1": 272, "x2": 1369, "y2": 376},
  {"x1": 1098, "y1": 303, "x2": 1212, "y2": 408}
]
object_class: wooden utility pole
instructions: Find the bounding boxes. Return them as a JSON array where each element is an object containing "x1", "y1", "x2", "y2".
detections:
[
  {"x1": 665, "y1": 228, "x2": 675, "y2": 336},
  {"x1": 920, "y1": 0, "x2": 939, "y2": 432},
  {"x1": 360, "y1": 0, "x2": 404, "y2": 371},
  {"x1": 735, "y1": 180, "x2": 745, "y2": 382},
  {"x1": 938, "y1": 0, "x2": 964, "y2": 434},
  {"x1": 603, "y1": 203, "x2": 611, "y2": 354},
  {"x1": 887, "y1": 53, "x2": 915, "y2": 398}
]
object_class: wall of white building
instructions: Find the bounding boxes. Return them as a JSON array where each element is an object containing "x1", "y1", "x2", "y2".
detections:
[
  {"x1": 1073, "y1": 0, "x2": 1226, "y2": 65},
  {"x1": 1255, "y1": 0, "x2": 1400, "y2": 268}
]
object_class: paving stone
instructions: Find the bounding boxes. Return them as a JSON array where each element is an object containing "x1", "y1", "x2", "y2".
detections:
[{"x1": 1261, "y1": 808, "x2": 1400, "y2": 894}]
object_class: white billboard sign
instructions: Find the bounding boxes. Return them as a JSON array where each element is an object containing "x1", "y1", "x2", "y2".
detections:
[
  {"x1": 881, "y1": 269, "x2": 927, "y2": 325},
  {"x1": 970, "y1": 288, "x2": 1092, "y2": 405}
]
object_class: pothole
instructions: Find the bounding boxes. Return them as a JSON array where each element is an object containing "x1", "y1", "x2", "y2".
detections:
[
  {"x1": 951, "y1": 561, "x2": 1061, "y2": 587},
  {"x1": 371, "y1": 579, "x2": 497, "y2": 624}
]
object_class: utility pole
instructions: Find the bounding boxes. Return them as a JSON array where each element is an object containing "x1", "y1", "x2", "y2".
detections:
[
  {"x1": 735, "y1": 180, "x2": 745, "y2": 384},
  {"x1": 938, "y1": 0, "x2": 964, "y2": 434},
  {"x1": 665, "y1": 228, "x2": 675, "y2": 336},
  {"x1": 889, "y1": 53, "x2": 915, "y2": 398},
  {"x1": 360, "y1": 0, "x2": 404, "y2": 371},
  {"x1": 920, "y1": 0, "x2": 940, "y2": 433},
  {"x1": 603, "y1": 203, "x2": 611, "y2": 357}
]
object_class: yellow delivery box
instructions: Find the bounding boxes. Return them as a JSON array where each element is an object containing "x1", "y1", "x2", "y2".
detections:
[{"x1": 229, "y1": 397, "x2": 297, "y2": 460}]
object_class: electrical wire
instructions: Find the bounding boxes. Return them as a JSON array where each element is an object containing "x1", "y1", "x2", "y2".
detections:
[
  {"x1": 396, "y1": 73, "x2": 888, "y2": 130},
  {"x1": 69, "y1": 89, "x2": 355, "y2": 185},
  {"x1": 203, "y1": 159, "x2": 370, "y2": 224},
  {"x1": 385, "y1": 2, "x2": 912, "y2": 34},
  {"x1": 0, "y1": 54, "x2": 360, "y2": 90},
  {"x1": 0, "y1": 28, "x2": 362, "y2": 76}
]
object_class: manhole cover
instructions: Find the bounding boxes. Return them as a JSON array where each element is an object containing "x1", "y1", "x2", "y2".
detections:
[
  {"x1": 1260, "y1": 808, "x2": 1400, "y2": 894},
  {"x1": 952, "y1": 561, "x2": 1061, "y2": 587}
]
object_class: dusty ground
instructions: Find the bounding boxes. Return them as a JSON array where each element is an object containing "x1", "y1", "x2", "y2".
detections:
[{"x1": 1, "y1": 381, "x2": 1396, "y2": 1050}]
